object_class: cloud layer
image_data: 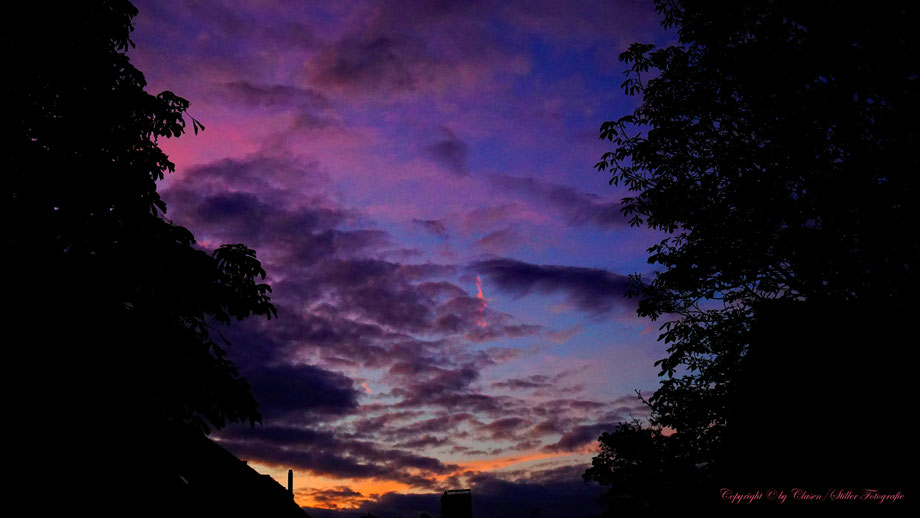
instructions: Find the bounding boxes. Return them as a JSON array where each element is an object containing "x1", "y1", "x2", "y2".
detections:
[{"x1": 130, "y1": 0, "x2": 670, "y2": 512}]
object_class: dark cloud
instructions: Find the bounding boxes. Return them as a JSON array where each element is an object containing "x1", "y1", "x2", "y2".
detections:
[
  {"x1": 159, "y1": 155, "x2": 569, "y2": 487},
  {"x1": 163, "y1": 153, "x2": 538, "y2": 380},
  {"x1": 351, "y1": 409, "x2": 427, "y2": 436},
  {"x1": 389, "y1": 412, "x2": 481, "y2": 437},
  {"x1": 542, "y1": 422, "x2": 618, "y2": 453},
  {"x1": 427, "y1": 291, "x2": 542, "y2": 341},
  {"x1": 301, "y1": 1, "x2": 519, "y2": 98},
  {"x1": 473, "y1": 227, "x2": 523, "y2": 253},
  {"x1": 166, "y1": 155, "x2": 539, "y2": 350},
  {"x1": 164, "y1": 154, "x2": 333, "y2": 213},
  {"x1": 537, "y1": 398, "x2": 610, "y2": 415},
  {"x1": 491, "y1": 369, "x2": 587, "y2": 397},
  {"x1": 221, "y1": 81, "x2": 330, "y2": 110},
  {"x1": 463, "y1": 321, "x2": 542, "y2": 343},
  {"x1": 417, "y1": 280, "x2": 467, "y2": 300},
  {"x1": 473, "y1": 257, "x2": 634, "y2": 316},
  {"x1": 477, "y1": 417, "x2": 532, "y2": 440},
  {"x1": 219, "y1": 81, "x2": 337, "y2": 130},
  {"x1": 398, "y1": 263, "x2": 459, "y2": 280},
  {"x1": 488, "y1": 174, "x2": 628, "y2": 229},
  {"x1": 217, "y1": 424, "x2": 458, "y2": 487},
  {"x1": 388, "y1": 363, "x2": 480, "y2": 402},
  {"x1": 424, "y1": 127, "x2": 469, "y2": 176},
  {"x1": 461, "y1": 204, "x2": 524, "y2": 233},
  {"x1": 398, "y1": 391, "x2": 518, "y2": 418},
  {"x1": 603, "y1": 391, "x2": 654, "y2": 420},
  {"x1": 132, "y1": 0, "x2": 320, "y2": 89},
  {"x1": 243, "y1": 362, "x2": 360, "y2": 419},
  {"x1": 307, "y1": 259, "x2": 436, "y2": 333},
  {"x1": 310, "y1": 34, "x2": 432, "y2": 93},
  {"x1": 491, "y1": 373, "x2": 562, "y2": 391},
  {"x1": 530, "y1": 415, "x2": 574, "y2": 436},
  {"x1": 258, "y1": 311, "x2": 394, "y2": 369},
  {"x1": 397, "y1": 434, "x2": 450, "y2": 450},
  {"x1": 413, "y1": 218, "x2": 449, "y2": 239}
]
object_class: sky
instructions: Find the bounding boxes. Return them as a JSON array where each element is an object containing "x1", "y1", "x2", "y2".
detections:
[{"x1": 129, "y1": 1, "x2": 675, "y2": 515}]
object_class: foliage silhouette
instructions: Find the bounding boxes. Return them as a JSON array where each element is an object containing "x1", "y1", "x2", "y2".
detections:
[
  {"x1": 6, "y1": 1, "x2": 277, "y2": 511},
  {"x1": 582, "y1": 420, "x2": 700, "y2": 514},
  {"x1": 715, "y1": 299, "x2": 909, "y2": 490},
  {"x1": 586, "y1": 0, "x2": 916, "y2": 508}
]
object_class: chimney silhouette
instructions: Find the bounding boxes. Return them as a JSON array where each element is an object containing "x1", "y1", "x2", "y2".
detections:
[{"x1": 288, "y1": 469, "x2": 293, "y2": 497}]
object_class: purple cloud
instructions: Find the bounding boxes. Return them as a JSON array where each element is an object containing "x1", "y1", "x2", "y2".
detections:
[
  {"x1": 473, "y1": 257, "x2": 635, "y2": 316},
  {"x1": 125, "y1": 0, "x2": 675, "y2": 510},
  {"x1": 424, "y1": 127, "x2": 469, "y2": 176},
  {"x1": 413, "y1": 218, "x2": 450, "y2": 238},
  {"x1": 542, "y1": 422, "x2": 619, "y2": 452},
  {"x1": 310, "y1": 34, "x2": 433, "y2": 93},
  {"x1": 488, "y1": 174, "x2": 629, "y2": 229},
  {"x1": 473, "y1": 227, "x2": 523, "y2": 253},
  {"x1": 242, "y1": 362, "x2": 360, "y2": 420},
  {"x1": 217, "y1": 424, "x2": 458, "y2": 487}
]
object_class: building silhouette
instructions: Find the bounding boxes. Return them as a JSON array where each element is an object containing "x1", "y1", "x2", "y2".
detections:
[
  {"x1": 441, "y1": 489, "x2": 472, "y2": 518},
  {"x1": 139, "y1": 427, "x2": 309, "y2": 516}
]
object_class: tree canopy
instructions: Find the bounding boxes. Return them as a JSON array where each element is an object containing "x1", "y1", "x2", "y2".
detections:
[
  {"x1": 6, "y1": 1, "x2": 275, "y2": 440},
  {"x1": 586, "y1": 0, "x2": 917, "y2": 507},
  {"x1": 582, "y1": 420, "x2": 701, "y2": 513}
]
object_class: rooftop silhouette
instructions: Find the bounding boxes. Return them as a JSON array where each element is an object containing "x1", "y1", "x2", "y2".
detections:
[{"x1": 441, "y1": 489, "x2": 472, "y2": 518}]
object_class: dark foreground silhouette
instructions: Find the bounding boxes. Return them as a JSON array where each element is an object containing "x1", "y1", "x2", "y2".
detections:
[
  {"x1": 137, "y1": 424, "x2": 307, "y2": 516},
  {"x1": 442, "y1": 489, "x2": 473, "y2": 518},
  {"x1": 716, "y1": 299, "x2": 910, "y2": 492},
  {"x1": 585, "y1": 299, "x2": 911, "y2": 513},
  {"x1": 5, "y1": 2, "x2": 279, "y2": 514},
  {"x1": 584, "y1": 0, "x2": 916, "y2": 512}
]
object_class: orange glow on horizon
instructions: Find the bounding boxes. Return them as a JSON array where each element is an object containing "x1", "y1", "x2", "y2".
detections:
[
  {"x1": 251, "y1": 451, "x2": 588, "y2": 510},
  {"x1": 249, "y1": 462, "x2": 413, "y2": 510},
  {"x1": 299, "y1": 477, "x2": 411, "y2": 509}
]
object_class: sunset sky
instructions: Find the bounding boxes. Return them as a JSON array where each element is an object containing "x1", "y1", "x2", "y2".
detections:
[{"x1": 129, "y1": 1, "x2": 675, "y2": 515}]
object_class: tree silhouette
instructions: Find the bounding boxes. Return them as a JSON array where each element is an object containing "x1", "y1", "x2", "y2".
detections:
[
  {"x1": 587, "y1": 0, "x2": 916, "y2": 507},
  {"x1": 6, "y1": 1, "x2": 276, "y2": 509},
  {"x1": 583, "y1": 420, "x2": 700, "y2": 514}
]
